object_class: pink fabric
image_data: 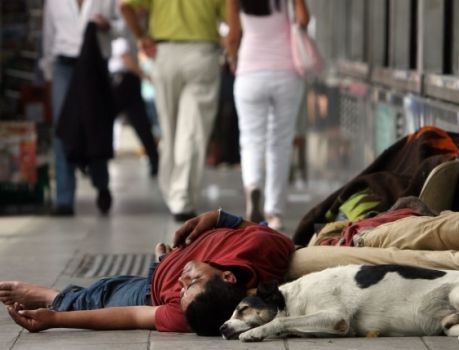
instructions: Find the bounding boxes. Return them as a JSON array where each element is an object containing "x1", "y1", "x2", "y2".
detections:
[{"x1": 236, "y1": 7, "x2": 296, "y2": 75}]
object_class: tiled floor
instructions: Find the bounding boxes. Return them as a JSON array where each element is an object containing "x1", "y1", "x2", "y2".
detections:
[{"x1": 0, "y1": 157, "x2": 458, "y2": 349}]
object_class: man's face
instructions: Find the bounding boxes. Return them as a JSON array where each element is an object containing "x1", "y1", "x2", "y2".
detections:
[{"x1": 178, "y1": 260, "x2": 222, "y2": 311}]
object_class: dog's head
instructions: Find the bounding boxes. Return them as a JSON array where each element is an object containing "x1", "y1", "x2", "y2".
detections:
[{"x1": 220, "y1": 281, "x2": 285, "y2": 340}]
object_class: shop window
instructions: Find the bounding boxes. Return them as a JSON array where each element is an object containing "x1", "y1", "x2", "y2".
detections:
[
  {"x1": 388, "y1": 0, "x2": 417, "y2": 70},
  {"x1": 450, "y1": 0, "x2": 459, "y2": 75},
  {"x1": 368, "y1": 0, "x2": 389, "y2": 67},
  {"x1": 347, "y1": 0, "x2": 366, "y2": 62},
  {"x1": 422, "y1": 0, "x2": 445, "y2": 73}
]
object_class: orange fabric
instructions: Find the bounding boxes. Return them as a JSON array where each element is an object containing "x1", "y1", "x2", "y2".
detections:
[{"x1": 408, "y1": 126, "x2": 459, "y2": 155}]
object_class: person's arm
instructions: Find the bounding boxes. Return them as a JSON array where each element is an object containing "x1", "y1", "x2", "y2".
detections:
[
  {"x1": 294, "y1": 0, "x2": 310, "y2": 28},
  {"x1": 120, "y1": 2, "x2": 156, "y2": 58},
  {"x1": 40, "y1": 0, "x2": 55, "y2": 81},
  {"x1": 107, "y1": 0, "x2": 127, "y2": 37},
  {"x1": 92, "y1": 14, "x2": 112, "y2": 31},
  {"x1": 172, "y1": 210, "x2": 255, "y2": 248},
  {"x1": 225, "y1": 0, "x2": 242, "y2": 73},
  {"x1": 7, "y1": 304, "x2": 158, "y2": 332}
]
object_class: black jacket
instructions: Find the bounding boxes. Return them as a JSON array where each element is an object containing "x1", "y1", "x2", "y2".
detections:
[{"x1": 57, "y1": 22, "x2": 115, "y2": 166}]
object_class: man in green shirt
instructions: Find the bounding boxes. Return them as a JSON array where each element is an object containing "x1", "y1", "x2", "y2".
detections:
[{"x1": 120, "y1": 0, "x2": 226, "y2": 222}]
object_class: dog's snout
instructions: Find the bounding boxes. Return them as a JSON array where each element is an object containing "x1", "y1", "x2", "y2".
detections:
[
  {"x1": 220, "y1": 322, "x2": 238, "y2": 340},
  {"x1": 220, "y1": 323, "x2": 230, "y2": 339}
]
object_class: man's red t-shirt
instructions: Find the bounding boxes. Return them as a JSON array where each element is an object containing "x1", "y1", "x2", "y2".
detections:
[{"x1": 151, "y1": 225, "x2": 294, "y2": 332}]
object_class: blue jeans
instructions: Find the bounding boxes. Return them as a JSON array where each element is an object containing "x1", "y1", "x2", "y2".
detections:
[
  {"x1": 51, "y1": 276, "x2": 151, "y2": 310},
  {"x1": 51, "y1": 262, "x2": 159, "y2": 310},
  {"x1": 52, "y1": 59, "x2": 109, "y2": 207}
]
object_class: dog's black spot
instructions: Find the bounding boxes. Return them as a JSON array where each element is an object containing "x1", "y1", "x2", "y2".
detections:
[
  {"x1": 243, "y1": 295, "x2": 272, "y2": 309},
  {"x1": 355, "y1": 264, "x2": 446, "y2": 288},
  {"x1": 256, "y1": 281, "x2": 286, "y2": 311}
]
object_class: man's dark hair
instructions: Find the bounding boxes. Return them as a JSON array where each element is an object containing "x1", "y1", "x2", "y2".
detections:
[
  {"x1": 185, "y1": 275, "x2": 247, "y2": 336},
  {"x1": 239, "y1": 0, "x2": 281, "y2": 16}
]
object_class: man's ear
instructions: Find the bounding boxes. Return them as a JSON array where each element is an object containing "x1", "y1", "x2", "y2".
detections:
[{"x1": 221, "y1": 270, "x2": 237, "y2": 284}]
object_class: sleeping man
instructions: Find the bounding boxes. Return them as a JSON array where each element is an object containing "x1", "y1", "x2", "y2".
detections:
[
  {"x1": 3, "y1": 203, "x2": 459, "y2": 336},
  {"x1": 0, "y1": 210, "x2": 294, "y2": 336}
]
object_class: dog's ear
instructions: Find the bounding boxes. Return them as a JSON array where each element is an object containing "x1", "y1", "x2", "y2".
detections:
[
  {"x1": 257, "y1": 280, "x2": 279, "y2": 297},
  {"x1": 256, "y1": 281, "x2": 286, "y2": 311}
]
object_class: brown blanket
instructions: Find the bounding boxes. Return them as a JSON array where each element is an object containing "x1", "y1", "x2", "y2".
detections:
[{"x1": 293, "y1": 126, "x2": 459, "y2": 246}]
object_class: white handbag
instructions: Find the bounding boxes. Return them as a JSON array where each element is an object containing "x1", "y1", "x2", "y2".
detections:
[{"x1": 287, "y1": 0, "x2": 324, "y2": 78}]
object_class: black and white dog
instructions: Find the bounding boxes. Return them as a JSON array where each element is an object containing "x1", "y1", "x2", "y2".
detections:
[{"x1": 220, "y1": 264, "x2": 459, "y2": 342}]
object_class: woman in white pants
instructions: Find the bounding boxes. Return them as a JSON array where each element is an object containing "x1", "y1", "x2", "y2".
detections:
[{"x1": 227, "y1": 0, "x2": 309, "y2": 230}]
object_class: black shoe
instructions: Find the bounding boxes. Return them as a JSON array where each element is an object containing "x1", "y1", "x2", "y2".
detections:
[
  {"x1": 150, "y1": 162, "x2": 158, "y2": 177},
  {"x1": 173, "y1": 211, "x2": 197, "y2": 222},
  {"x1": 246, "y1": 188, "x2": 264, "y2": 223},
  {"x1": 96, "y1": 189, "x2": 112, "y2": 215},
  {"x1": 50, "y1": 205, "x2": 74, "y2": 217}
]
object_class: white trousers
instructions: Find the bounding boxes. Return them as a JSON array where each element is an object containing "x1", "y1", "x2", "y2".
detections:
[
  {"x1": 234, "y1": 71, "x2": 304, "y2": 216},
  {"x1": 153, "y1": 43, "x2": 220, "y2": 213}
]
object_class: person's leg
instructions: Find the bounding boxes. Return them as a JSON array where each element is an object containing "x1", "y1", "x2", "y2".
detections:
[
  {"x1": 264, "y1": 72, "x2": 303, "y2": 229},
  {"x1": 292, "y1": 85, "x2": 308, "y2": 186},
  {"x1": 0, "y1": 281, "x2": 59, "y2": 309},
  {"x1": 52, "y1": 276, "x2": 150, "y2": 311},
  {"x1": 88, "y1": 159, "x2": 111, "y2": 214},
  {"x1": 52, "y1": 60, "x2": 77, "y2": 212},
  {"x1": 361, "y1": 211, "x2": 459, "y2": 250},
  {"x1": 234, "y1": 73, "x2": 271, "y2": 223},
  {"x1": 0, "y1": 274, "x2": 154, "y2": 311},
  {"x1": 219, "y1": 64, "x2": 240, "y2": 165},
  {"x1": 120, "y1": 73, "x2": 159, "y2": 175},
  {"x1": 166, "y1": 43, "x2": 220, "y2": 215},
  {"x1": 146, "y1": 99, "x2": 161, "y2": 140},
  {"x1": 152, "y1": 43, "x2": 183, "y2": 212}
]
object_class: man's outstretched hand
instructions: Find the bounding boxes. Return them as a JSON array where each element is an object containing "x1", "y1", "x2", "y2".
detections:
[
  {"x1": 173, "y1": 210, "x2": 219, "y2": 248},
  {"x1": 7, "y1": 303, "x2": 55, "y2": 332}
]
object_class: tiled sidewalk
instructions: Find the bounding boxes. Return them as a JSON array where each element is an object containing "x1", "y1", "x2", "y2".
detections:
[{"x1": 0, "y1": 158, "x2": 457, "y2": 350}]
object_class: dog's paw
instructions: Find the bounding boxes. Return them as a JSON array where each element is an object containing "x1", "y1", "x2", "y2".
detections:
[
  {"x1": 239, "y1": 329, "x2": 265, "y2": 342},
  {"x1": 441, "y1": 313, "x2": 459, "y2": 330}
]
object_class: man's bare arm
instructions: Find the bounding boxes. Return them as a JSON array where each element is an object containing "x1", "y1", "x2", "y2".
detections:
[
  {"x1": 119, "y1": 2, "x2": 156, "y2": 57},
  {"x1": 7, "y1": 304, "x2": 157, "y2": 332},
  {"x1": 119, "y1": 2, "x2": 145, "y2": 39},
  {"x1": 173, "y1": 210, "x2": 255, "y2": 247},
  {"x1": 294, "y1": 0, "x2": 310, "y2": 27}
]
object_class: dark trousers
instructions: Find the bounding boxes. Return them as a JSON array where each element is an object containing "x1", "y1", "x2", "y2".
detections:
[{"x1": 112, "y1": 72, "x2": 158, "y2": 172}]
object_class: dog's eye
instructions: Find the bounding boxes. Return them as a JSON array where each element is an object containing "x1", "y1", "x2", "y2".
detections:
[{"x1": 237, "y1": 306, "x2": 248, "y2": 314}]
